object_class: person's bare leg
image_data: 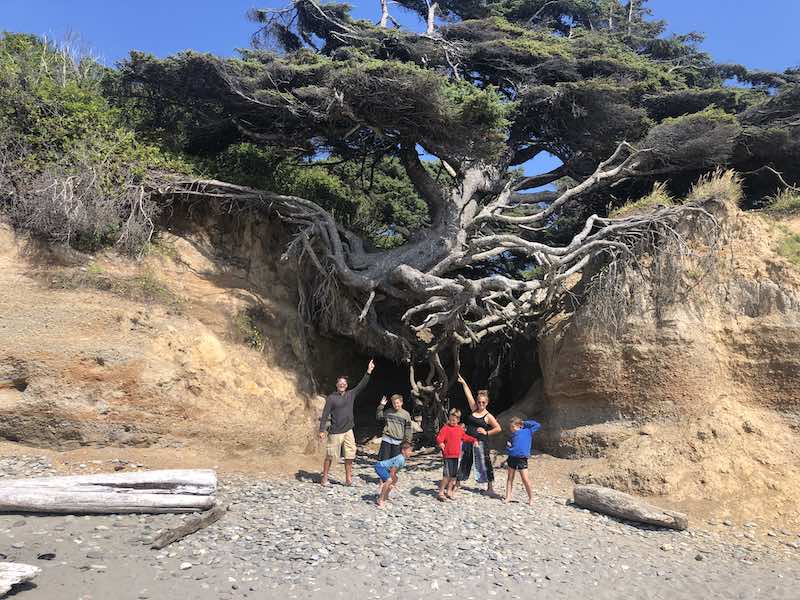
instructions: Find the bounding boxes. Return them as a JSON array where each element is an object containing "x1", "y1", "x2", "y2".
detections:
[
  {"x1": 438, "y1": 476, "x2": 448, "y2": 500},
  {"x1": 447, "y1": 478, "x2": 457, "y2": 499},
  {"x1": 520, "y1": 469, "x2": 534, "y2": 505},
  {"x1": 321, "y1": 457, "x2": 332, "y2": 485},
  {"x1": 377, "y1": 481, "x2": 388, "y2": 507},
  {"x1": 388, "y1": 477, "x2": 397, "y2": 500},
  {"x1": 344, "y1": 459, "x2": 353, "y2": 486},
  {"x1": 504, "y1": 468, "x2": 515, "y2": 503},
  {"x1": 487, "y1": 481, "x2": 498, "y2": 497}
]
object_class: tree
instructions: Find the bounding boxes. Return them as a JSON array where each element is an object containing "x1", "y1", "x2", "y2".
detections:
[{"x1": 105, "y1": 1, "x2": 800, "y2": 426}]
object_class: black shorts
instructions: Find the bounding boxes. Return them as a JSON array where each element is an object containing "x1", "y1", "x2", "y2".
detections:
[
  {"x1": 507, "y1": 456, "x2": 528, "y2": 470},
  {"x1": 378, "y1": 440, "x2": 403, "y2": 461},
  {"x1": 443, "y1": 458, "x2": 459, "y2": 478}
]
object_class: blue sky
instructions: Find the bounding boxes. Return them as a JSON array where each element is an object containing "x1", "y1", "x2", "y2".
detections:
[
  {"x1": 3, "y1": 1, "x2": 798, "y2": 70},
  {"x1": 3, "y1": 1, "x2": 798, "y2": 178}
]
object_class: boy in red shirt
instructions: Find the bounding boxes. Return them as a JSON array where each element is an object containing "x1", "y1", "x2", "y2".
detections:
[{"x1": 435, "y1": 408, "x2": 477, "y2": 502}]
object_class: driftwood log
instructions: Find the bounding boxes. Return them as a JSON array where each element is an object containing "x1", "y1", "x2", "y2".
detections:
[
  {"x1": 0, "y1": 563, "x2": 40, "y2": 597},
  {"x1": 573, "y1": 485, "x2": 689, "y2": 531},
  {"x1": 0, "y1": 470, "x2": 216, "y2": 514},
  {"x1": 151, "y1": 504, "x2": 228, "y2": 549}
]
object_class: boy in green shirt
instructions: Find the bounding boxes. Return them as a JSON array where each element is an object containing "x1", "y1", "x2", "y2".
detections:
[{"x1": 376, "y1": 393, "x2": 414, "y2": 460}]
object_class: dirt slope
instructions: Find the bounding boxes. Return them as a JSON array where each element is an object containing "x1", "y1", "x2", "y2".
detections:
[{"x1": 0, "y1": 217, "x2": 323, "y2": 456}]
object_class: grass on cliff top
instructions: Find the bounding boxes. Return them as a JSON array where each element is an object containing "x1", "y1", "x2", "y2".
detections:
[
  {"x1": 766, "y1": 189, "x2": 800, "y2": 214},
  {"x1": 610, "y1": 170, "x2": 745, "y2": 219},
  {"x1": 47, "y1": 265, "x2": 183, "y2": 306},
  {"x1": 686, "y1": 169, "x2": 744, "y2": 205},
  {"x1": 609, "y1": 182, "x2": 675, "y2": 218}
]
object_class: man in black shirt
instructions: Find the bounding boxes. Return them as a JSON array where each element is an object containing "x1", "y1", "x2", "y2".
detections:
[{"x1": 318, "y1": 359, "x2": 375, "y2": 486}]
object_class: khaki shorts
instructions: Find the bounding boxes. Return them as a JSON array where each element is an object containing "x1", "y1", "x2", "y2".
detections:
[{"x1": 325, "y1": 429, "x2": 356, "y2": 460}]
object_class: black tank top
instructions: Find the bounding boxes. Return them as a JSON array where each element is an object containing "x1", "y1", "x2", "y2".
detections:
[{"x1": 464, "y1": 412, "x2": 490, "y2": 441}]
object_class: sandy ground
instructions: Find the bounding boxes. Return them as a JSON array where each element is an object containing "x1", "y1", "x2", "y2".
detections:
[{"x1": 1, "y1": 444, "x2": 799, "y2": 600}]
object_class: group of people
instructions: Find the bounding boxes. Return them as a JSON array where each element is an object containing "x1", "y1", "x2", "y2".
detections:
[{"x1": 318, "y1": 360, "x2": 541, "y2": 508}]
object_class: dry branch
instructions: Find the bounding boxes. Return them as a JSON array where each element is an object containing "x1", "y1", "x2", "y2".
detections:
[{"x1": 150, "y1": 504, "x2": 229, "y2": 549}]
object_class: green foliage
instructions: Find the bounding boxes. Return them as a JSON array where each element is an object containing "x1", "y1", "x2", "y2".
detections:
[
  {"x1": 569, "y1": 31, "x2": 683, "y2": 94},
  {"x1": 0, "y1": 33, "x2": 187, "y2": 176},
  {"x1": 0, "y1": 33, "x2": 191, "y2": 253},
  {"x1": 201, "y1": 143, "x2": 429, "y2": 248},
  {"x1": 520, "y1": 264, "x2": 545, "y2": 281},
  {"x1": 643, "y1": 88, "x2": 764, "y2": 121},
  {"x1": 513, "y1": 80, "x2": 652, "y2": 160},
  {"x1": 642, "y1": 107, "x2": 741, "y2": 171},
  {"x1": 235, "y1": 308, "x2": 266, "y2": 351}
]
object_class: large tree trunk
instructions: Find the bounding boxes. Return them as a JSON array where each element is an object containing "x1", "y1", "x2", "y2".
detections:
[
  {"x1": 0, "y1": 470, "x2": 217, "y2": 514},
  {"x1": 156, "y1": 142, "x2": 716, "y2": 439}
]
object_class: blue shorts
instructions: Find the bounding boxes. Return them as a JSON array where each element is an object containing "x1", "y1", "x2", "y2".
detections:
[{"x1": 375, "y1": 465, "x2": 391, "y2": 482}]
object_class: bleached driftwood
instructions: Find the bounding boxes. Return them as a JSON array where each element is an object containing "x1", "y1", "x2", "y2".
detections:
[
  {"x1": 150, "y1": 503, "x2": 228, "y2": 549},
  {"x1": 0, "y1": 469, "x2": 216, "y2": 514},
  {"x1": 0, "y1": 562, "x2": 40, "y2": 597},
  {"x1": 573, "y1": 484, "x2": 689, "y2": 531}
]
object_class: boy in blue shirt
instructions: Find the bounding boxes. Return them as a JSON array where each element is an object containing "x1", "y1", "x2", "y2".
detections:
[
  {"x1": 374, "y1": 442, "x2": 413, "y2": 508},
  {"x1": 505, "y1": 417, "x2": 541, "y2": 505}
]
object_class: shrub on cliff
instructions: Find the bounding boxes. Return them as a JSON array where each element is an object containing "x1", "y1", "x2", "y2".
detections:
[{"x1": 0, "y1": 33, "x2": 187, "y2": 254}]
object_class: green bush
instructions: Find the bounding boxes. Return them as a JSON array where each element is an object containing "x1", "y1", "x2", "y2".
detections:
[{"x1": 0, "y1": 33, "x2": 190, "y2": 255}]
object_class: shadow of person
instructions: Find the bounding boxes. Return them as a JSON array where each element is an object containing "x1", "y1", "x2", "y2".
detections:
[
  {"x1": 294, "y1": 470, "x2": 321, "y2": 484},
  {"x1": 408, "y1": 486, "x2": 440, "y2": 498},
  {"x1": 357, "y1": 472, "x2": 381, "y2": 485}
]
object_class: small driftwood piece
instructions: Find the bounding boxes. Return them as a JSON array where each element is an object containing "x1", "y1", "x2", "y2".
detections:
[
  {"x1": 573, "y1": 484, "x2": 689, "y2": 531},
  {"x1": 0, "y1": 470, "x2": 216, "y2": 514},
  {"x1": 151, "y1": 504, "x2": 229, "y2": 549},
  {"x1": 0, "y1": 562, "x2": 40, "y2": 597}
]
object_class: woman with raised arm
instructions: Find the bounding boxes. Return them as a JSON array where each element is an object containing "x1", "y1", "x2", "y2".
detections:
[{"x1": 455, "y1": 374, "x2": 502, "y2": 497}]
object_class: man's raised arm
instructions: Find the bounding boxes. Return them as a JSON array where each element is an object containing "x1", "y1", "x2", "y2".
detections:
[{"x1": 351, "y1": 358, "x2": 375, "y2": 397}]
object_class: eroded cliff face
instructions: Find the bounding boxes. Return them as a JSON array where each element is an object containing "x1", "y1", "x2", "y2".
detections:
[
  {"x1": 515, "y1": 198, "x2": 800, "y2": 520},
  {"x1": 0, "y1": 210, "x2": 327, "y2": 455}
]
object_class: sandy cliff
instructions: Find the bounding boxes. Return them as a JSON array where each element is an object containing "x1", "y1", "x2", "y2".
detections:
[{"x1": 0, "y1": 211, "x2": 323, "y2": 456}]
